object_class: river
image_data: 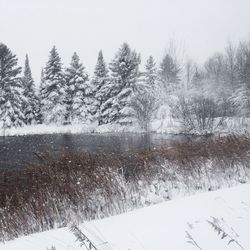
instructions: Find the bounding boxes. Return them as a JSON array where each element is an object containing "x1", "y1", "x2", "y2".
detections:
[{"x1": 0, "y1": 133, "x2": 191, "y2": 170}]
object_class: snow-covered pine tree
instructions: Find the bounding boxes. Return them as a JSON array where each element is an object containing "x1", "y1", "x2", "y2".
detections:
[
  {"x1": 130, "y1": 56, "x2": 159, "y2": 131},
  {"x1": 40, "y1": 46, "x2": 65, "y2": 124},
  {"x1": 141, "y1": 55, "x2": 158, "y2": 93},
  {"x1": 100, "y1": 43, "x2": 140, "y2": 124},
  {"x1": 37, "y1": 68, "x2": 45, "y2": 124},
  {"x1": 89, "y1": 50, "x2": 109, "y2": 125},
  {"x1": 0, "y1": 43, "x2": 25, "y2": 128},
  {"x1": 159, "y1": 53, "x2": 181, "y2": 94},
  {"x1": 22, "y1": 54, "x2": 39, "y2": 124},
  {"x1": 64, "y1": 52, "x2": 89, "y2": 123}
]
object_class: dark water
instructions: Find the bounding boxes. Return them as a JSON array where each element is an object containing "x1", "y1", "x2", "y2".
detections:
[{"x1": 0, "y1": 133, "x2": 188, "y2": 170}]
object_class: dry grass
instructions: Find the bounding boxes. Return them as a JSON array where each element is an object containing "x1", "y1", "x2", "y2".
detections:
[{"x1": 0, "y1": 135, "x2": 250, "y2": 242}]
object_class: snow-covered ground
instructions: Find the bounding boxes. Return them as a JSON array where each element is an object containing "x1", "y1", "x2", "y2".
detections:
[
  {"x1": 1, "y1": 117, "x2": 250, "y2": 137},
  {"x1": 1, "y1": 184, "x2": 250, "y2": 250},
  {"x1": 0, "y1": 119, "x2": 177, "y2": 137},
  {"x1": 0, "y1": 123, "x2": 96, "y2": 137}
]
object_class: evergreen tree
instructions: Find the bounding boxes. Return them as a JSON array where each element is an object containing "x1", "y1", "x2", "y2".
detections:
[
  {"x1": 36, "y1": 68, "x2": 45, "y2": 124},
  {"x1": 100, "y1": 43, "x2": 140, "y2": 124},
  {"x1": 191, "y1": 66, "x2": 204, "y2": 86},
  {"x1": 131, "y1": 56, "x2": 159, "y2": 130},
  {"x1": 40, "y1": 46, "x2": 65, "y2": 124},
  {"x1": 142, "y1": 56, "x2": 158, "y2": 92},
  {"x1": 22, "y1": 54, "x2": 39, "y2": 124},
  {"x1": 64, "y1": 52, "x2": 89, "y2": 123},
  {"x1": 89, "y1": 50, "x2": 109, "y2": 124},
  {"x1": 159, "y1": 53, "x2": 181, "y2": 93},
  {"x1": 0, "y1": 43, "x2": 25, "y2": 128}
]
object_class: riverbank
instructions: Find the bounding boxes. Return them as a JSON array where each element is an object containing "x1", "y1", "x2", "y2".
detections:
[
  {"x1": 1, "y1": 135, "x2": 250, "y2": 242},
  {"x1": 0, "y1": 117, "x2": 250, "y2": 137}
]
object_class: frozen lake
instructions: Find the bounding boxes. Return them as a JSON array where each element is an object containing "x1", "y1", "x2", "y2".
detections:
[{"x1": 0, "y1": 133, "x2": 193, "y2": 170}]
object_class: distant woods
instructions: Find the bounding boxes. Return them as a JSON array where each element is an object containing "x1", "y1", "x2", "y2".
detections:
[{"x1": 0, "y1": 38, "x2": 250, "y2": 132}]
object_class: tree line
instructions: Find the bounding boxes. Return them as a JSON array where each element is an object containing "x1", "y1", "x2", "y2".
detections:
[{"x1": 0, "y1": 38, "x2": 249, "y2": 130}]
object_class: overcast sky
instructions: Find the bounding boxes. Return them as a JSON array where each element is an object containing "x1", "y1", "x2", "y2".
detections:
[{"x1": 0, "y1": 0, "x2": 250, "y2": 83}]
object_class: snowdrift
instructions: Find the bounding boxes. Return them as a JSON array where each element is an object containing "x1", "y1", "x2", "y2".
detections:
[{"x1": 1, "y1": 184, "x2": 250, "y2": 250}]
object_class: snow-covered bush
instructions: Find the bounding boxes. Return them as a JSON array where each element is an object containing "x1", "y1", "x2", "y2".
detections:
[
  {"x1": 172, "y1": 96, "x2": 226, "y2": 134},
  {"x1": 130, "y1": 92, "x2": 158, "y2": 131}
]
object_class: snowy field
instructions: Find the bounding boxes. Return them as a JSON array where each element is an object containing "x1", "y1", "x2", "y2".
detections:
[
  {"x1": 1, "y1": 184, "x2": 250, "y2": 250},
  {"x1": 1, "y1": 117, "x2": 250, "y2": 137}
]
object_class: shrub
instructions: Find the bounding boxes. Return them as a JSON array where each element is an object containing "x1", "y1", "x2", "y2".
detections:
[
  {"x1": 172, "y1": 96, "x2": 226, "y2": 133},
  {"x1": 130, "y1": 92, "x2": 158, "y2": 131}
]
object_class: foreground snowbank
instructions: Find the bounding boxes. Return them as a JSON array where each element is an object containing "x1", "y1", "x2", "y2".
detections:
[{"x1": 1, "y1": 183, "x2": 250, "y2": 250}]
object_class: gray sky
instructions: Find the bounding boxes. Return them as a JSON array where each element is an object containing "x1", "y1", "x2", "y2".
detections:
[{"x1": 0, "y1": 0, "x2": 250, "y2": 83}]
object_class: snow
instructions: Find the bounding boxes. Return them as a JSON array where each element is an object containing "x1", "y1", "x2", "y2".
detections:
[
  {"x1": 0, "y1": 123, "x2": 97, "y2": 136},
  {"x1": 1, "y1": 184, "x2": 250, "y2": 250},
  {"x1": 1, "y1": 116, "x2": 250, "y2": 137}
]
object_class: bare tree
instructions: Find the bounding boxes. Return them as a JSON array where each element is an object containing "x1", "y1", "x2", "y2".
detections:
[
  {"x1": 131, "y1": 92, "x2": 158, "y2": 131},
  {"x1": 184, "y1": 58, "x2": 197, "y2": 91},
  {"x1": 204, "y1": 53, "x2": 227, "y2": 82},
  {"x1": 225, "y1": 40, "x2": 237, "y2": 86},
  {"x1": 231, "y1": 39, "x2": 250, "y2": 116},
  {"x1": 236, "y1": 40, "x2": 250, "y2": 84},
  {"x1": 172, "y1": 96, "x2": 225, "y2": 133}
]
